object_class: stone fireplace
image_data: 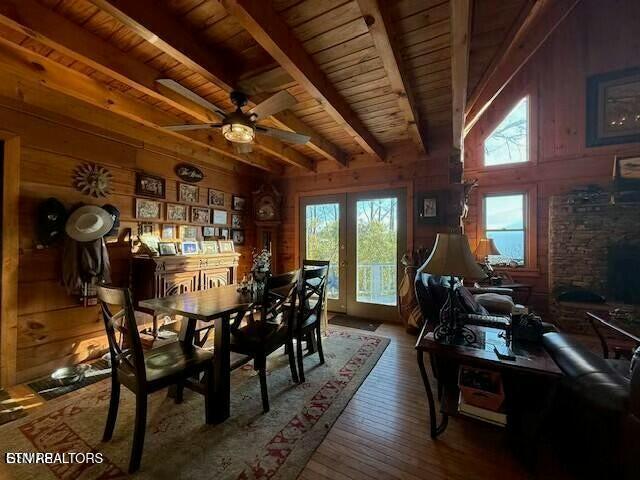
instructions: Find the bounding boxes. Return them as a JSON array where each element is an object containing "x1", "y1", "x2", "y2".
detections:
[{"x1": 549, "y1": 190, "x2": 640, "y2": 333}]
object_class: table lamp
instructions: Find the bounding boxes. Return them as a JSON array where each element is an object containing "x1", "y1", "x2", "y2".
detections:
[
  {"x1": 422, "y1": 233, "x2": 487, "y2": 344},
  {"x1": 474, "y1": 238, "x2": 500, "y2": 277}
]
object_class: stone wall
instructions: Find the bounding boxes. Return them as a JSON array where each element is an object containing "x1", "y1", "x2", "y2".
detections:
[{"x1": 548, "y1": 191, "x2": 640, "y2": 333}]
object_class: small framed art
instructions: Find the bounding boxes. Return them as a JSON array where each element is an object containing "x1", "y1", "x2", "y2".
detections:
[
  {"x1": 231, "y1": 214, "x2": 243, "y2": 228},
  {"x1": 166, "y1": 203, "x2": 188, "y2": 222},
  {"x1": 178, "y1": 182, "x2": 199, "y2": 203},
  {"x1": 217, "y1": 227, "x2": 229, "y2": 239},
  {"x1": 135, "y1": 172, "x2": 165, "y2": 199},
  {"x1": 138, "y1": 222, "x2": 155, "y2": 235},
  {"x1": 181, "y1": 241, "x2": 199, "y2": 255},
  {"x1": 213, "y1": 209, "x2": 228, "y2": 225},
  {"x1": 231, "y1": 229, "x2": 245, "y2": 245},
  {"x1": 232, "y1": 195, "x2": 246, "y2": 211},
  {"x1": 218, "y1": 239, "x2": 235, "y2": 253},
  {"x1": 135, "y1": 198, "x2": 162, "y2": 220},
  {"x1": 208, "y1": 189, "x2": 225, "y2": 206},
  {"x1": 203, "y1": 226, "x2": 216, "y2": 237},
  {"x1": 200, "y1": 241, "x2": 219, "y2": 254},
  {"x1": 180, "y1": 225, "x2": 198, "y2": 240},
  {"x1": 158, "y1": 242, "x2": 178, "y2": 256},
  {"x1": 161, "y1": 224, "x2": 176, "y2": 240},
  {"x1": 416, "y1": 192, "x2": 444, "y2": 224},
  {"x1": 191, "y1": 206, "x2": 211, "y2": 224}
]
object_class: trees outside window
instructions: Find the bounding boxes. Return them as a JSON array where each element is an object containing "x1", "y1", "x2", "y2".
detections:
[{"x1": 484, "y1": 97, "x2": 529, "y2": 166}]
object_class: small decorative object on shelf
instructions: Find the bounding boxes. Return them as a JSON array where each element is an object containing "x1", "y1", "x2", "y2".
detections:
[
  {"x1": 251, "y1": 248, "x2": 272, "y2": 295},
  {"x1": 73, "y1": 162, "x2": 112, "y2": 198}
]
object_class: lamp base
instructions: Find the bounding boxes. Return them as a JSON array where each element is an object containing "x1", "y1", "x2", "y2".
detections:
[{"x1": 433, "y1": 322, "x2": 477, "y2": 345}]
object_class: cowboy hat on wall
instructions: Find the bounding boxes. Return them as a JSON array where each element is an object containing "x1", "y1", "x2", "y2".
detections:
[{"x1": 65, "y1": 205, "x2": 115, "y2": 243}]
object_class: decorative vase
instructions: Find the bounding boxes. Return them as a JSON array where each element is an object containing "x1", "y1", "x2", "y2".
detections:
[{"x1": 252, "y1": 270, "x2": 270, "y2": 297}]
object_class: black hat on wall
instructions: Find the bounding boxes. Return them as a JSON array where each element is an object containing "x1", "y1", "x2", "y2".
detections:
[
  {"x1": 36, "y1": 198, "x2": 68, "y2": 247},
  {"x1": 102, "y1": 204, "x2": 120, "y2": 237}
]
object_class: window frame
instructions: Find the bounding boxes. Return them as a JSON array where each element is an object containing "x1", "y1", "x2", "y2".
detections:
[
  {"x1": 481, "y1": 93, "x2": 537, "y2": 169},
  {"x1": 476, "y1": 185, "x2": 538, "y2": 272}
]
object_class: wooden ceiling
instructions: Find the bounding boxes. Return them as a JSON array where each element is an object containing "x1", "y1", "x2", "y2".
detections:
[{"x1": 0, "y1": 0, "x2": 578, "y2": 173}]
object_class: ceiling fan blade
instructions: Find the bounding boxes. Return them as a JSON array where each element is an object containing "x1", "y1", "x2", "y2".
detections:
[
  {"x1": 249, "y1": 90, "x2": 296, "y2": 119},
  {"x1": 233, "y1": 143, "x2": 253, "y2": 154},
  {"x1": 257, "y1": 126, "x2": 311, "y2": 145},
  {"x1": 156, "y1": 79, "x2": 227, "y2": 119},
  {"x1": 164, "y1": 123, "x2": 222, "y2": 132}
]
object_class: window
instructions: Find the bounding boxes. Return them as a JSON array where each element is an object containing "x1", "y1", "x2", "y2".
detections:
[
  {"x1": 484, "y1": 194, "x2": 525, "y2": 265},
  {"x1": 484, "y1": 97, "x2": 529, "y2": 166}
]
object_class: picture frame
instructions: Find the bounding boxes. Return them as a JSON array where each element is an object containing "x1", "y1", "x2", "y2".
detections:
[
  {"x1": 231, "y1": 213, "x2": 243, "y2": 228},
  {"x1": 232, "y1": 194, "x2": 246, "y2": 211},
  {"x1": 231, "y1": 229, "x2": 245, "y2": 245},
  {"x1": 175, "y1": 163, "x2": 204, "y2": 183},
  {"x1": 208, "y1": 189, "x2": 225, "y2": 207},
  {"x1": 213, "y1": 209, "x2": 228, "y2": 225},
  {"x1": 135, "y1": 172, "x2": 165, "y2": 199},
  {"x1": 217, "y1": 227, "x2": 229, "y2": 239},
  {"x1": 166, "y1": 203, "x2": 188, "y2": 222},
  {"x1": 218, "y1": 239, "x2": 235, "y2": 253},
  {"x1": 178, "y1": 182, "x2": 199, "y2": 203},
  {"x1": 586, "y1": 66, "x2": 640, "y2": 147},
  {"x1": 158, "y1": 242, "x2": 178, "y2": 256},
  {"x1": 191, "y1": 206, "x2": 211, "y2": 224},
  {"x1": 161, "y1": 224, "x2": 176, "y2": 240},
  {"x1": 202, "y1": 226, "x2": 216, "y2": 237},
  {"x1": 138, "y1": 222, "x2": 155, "y2": 235},
  {"x1": 200, "y1": 240, "x2": 219, "y2": 254},
  {"x1": 613, "y1": 155, "x2": 640, "y2": 187},
  {"x1": 416, "y1": 192, "x2": 444, "y2": 224},
  {"x1": 181, "y1": 241, "x2": 199, "y2": 255},
  {"x1": 180, "y1": 225, "x2": 198, "y2": 240},
  {"x1": 139, "y1": 235, "x2": 160, "y2": 255},
  {"x1": 135, "y1": 198, "x2": 162, "y2": 220}
]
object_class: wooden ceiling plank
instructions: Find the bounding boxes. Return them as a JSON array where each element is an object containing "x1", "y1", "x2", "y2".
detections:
[
  {"x1": 356, "y1": 0, "x2": 427, "y2": 152},
  {"x1": 464, "y1": 0, "x2": 582, "y2": 135},
  {"x1": 223, "y1": 0, "x2": 386, "y2": 161},
  {"x1": 450, "y1": 0, "x2": 471, "y2": 150}
]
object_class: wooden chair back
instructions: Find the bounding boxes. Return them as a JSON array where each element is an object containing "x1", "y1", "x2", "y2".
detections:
[
  {"x1": 260, "y1": 271, "x2": 299, "y2": 333},
  {"x1": 97, "y1": 285, "x2": 146, "y2": 383},
  {"x1": 298, "y1": 262, "x2": 329, "y2": 331}
]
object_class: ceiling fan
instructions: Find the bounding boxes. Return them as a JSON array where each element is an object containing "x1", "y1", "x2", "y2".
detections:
[{"x1": 158, "y1": 79, "x2": 310, "y2": 154}]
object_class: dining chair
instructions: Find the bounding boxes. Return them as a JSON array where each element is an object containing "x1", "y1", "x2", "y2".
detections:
[
  {"x1": 295, "y1": 261, "x2": 329, "y2": 383},
  {"x1": 97, "y1": 285, "x2": 215, "y2": 473},
  {"x1": 229, "y1": 271, "x2": 299, "y2": 413}
]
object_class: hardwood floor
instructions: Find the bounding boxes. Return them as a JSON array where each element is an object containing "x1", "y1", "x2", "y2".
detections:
[{"x1": 300, "y1": 322, "x2": 572, "y2": 480}]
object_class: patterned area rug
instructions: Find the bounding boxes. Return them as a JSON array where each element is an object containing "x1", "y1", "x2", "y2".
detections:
[{"x1": 0, "y1": 328, "x2": 388, "y2": 480}]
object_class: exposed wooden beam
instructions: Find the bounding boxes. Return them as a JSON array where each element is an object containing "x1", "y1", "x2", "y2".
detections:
[
  {"x1": 222, "y1": 0, "x2": 387, "y2": 162},
  {"x1": 464, "y1": 0, "x2": 582, "y2": 135},
  {"x1": 0, "y1": 37, "x2": 278, "y2": 172},
  {"x1": 356, "y1": 0, "x2": 427, "y2": 153},
  {"x1": 87, "y1": 0, "x2": 346, "y2": 167},
  {"x1": 450, "y1": 0, "x2": 471, "y2": 150},
  {"x1": 0, "y1": 0, "x2": 314, "y2": 171}
]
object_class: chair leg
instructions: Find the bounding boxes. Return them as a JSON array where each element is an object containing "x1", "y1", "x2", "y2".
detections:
[
  {"x1": 102, "y1": 375, "x2": 120, "y2": 442},
  {"x1": 316, "y1": 324, "x2": 325, "y2": 365},
  {"x1": 296, "y1": 334, "x2": 305, "y2": 383},
  {"x1": 258, "y1": 366, "x2": 269, "y2": 413},
  {"x1": 175, "y1": 381, "x2": 184, "y2": 404},
  {"x1": 287, "y1": 339, "x2": 299, "y2": 383},
  {"x1": 204, "y1": 365, "x2": 215, "y2": 424},
  {"x1": 129, "y1": 394, "x2": 147, "y2": 474}
]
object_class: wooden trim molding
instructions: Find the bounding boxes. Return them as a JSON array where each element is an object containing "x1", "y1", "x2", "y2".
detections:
[{"x1": 0, "y1": 132, "x2": 19, "y2": 387}]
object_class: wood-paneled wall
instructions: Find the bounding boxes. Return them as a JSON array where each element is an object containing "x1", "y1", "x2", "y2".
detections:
[
  {"x1": 4, "y1": 100, "x2": 258, "y2": 384},
  {"x1": 463, "y1": 0, "x2": 640, "y2": 313},
  {"x1": 277, "y1": 142, "x2": 452, "y2": 274}
]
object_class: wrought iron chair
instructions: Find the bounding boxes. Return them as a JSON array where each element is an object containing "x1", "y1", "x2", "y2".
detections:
[
  {"x1": 229, "y1": 271, "x2": 299, "y2": 412},
  {"x1": 97, "y1": 285, "x2": 215, "y2": 473}
]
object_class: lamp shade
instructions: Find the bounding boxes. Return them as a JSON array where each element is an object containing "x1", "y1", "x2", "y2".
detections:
[
  {"x1": 474, "y1": 238, "x2": 500, "y2": 259},
  {"x1": 422, "y1": 233, "x2": 487, "y2": 279}
]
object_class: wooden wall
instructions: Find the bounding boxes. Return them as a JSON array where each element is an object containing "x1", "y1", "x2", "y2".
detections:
[
  {"x1": 277, "y1": 142, "x2": 452, "y2": 273},
  {"x1": 3, "y1": 100, "x2": 259, "y2": 384},
  {"x1": 463, "y1": 0, "x2": 640, "y2": 312}
]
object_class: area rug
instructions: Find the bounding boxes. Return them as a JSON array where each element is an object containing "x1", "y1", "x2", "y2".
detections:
[
  {"x1": 0, "y1": 328, "x2": 388, "y2": 480},
  {"x1": 329, "y1": 314, "x2": 382, "y2": 332},
  {"x1": 28, "y1": 359, "x2": 112, "y2": 401}
]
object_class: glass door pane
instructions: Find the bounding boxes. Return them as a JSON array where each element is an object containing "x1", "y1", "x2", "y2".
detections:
[
  {"x1": 304, "y1": 203, "x2": 340, "y2": 299},
  {"x1": 355, "y1": 197, "x2": 398, "y2": 306}
]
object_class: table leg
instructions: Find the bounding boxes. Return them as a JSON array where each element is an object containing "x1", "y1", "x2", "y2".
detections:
[
  {"x1": 212, "y1": 313, "x2": 231, "y2": 423},
  {"x1": 417, "y1": 350, "x2": 448, "y2": 438},
  {"x1": 178, "y1": 316, "x2": 197, "y2": 346}
]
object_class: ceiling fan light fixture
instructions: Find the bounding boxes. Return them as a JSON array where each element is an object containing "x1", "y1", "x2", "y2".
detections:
[{"x1": 222, "y1": 122, "x2": 255, "y2": 143}]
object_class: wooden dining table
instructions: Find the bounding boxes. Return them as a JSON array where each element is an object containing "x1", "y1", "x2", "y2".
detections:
[{"x1": 139, "y1": 285, "x2": 260, "y2": 423}]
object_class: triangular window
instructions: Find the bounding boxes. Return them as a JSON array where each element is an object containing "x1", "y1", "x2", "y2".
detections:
[{"x1": 484, "y1": 97, "x2": 529, "y2": 166}]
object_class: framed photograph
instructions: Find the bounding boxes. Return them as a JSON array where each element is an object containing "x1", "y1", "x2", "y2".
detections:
[
  {"x1": 231, "y1": 229, "x2": 245, "y2": 245},
  {"x1": 175, "y1": 163, "x2": 204, "y2": 183},
  {"x1": 135, "y1": 172, "x2": 165, "y2": 199},
  {"x1": 158, "y1": 242, "x2": 178, "y2": 256},
  {"x1": 417, "y1": 192, "x2": 444, "y2": 224},
  {"x1": 181, "y1": 241, "x2": 199, "y2": 255},
  {"x1": 178, "y1": 182, "x2": 199, "y2": 203},
  {"x1": 587, "y1": 67, "x2": 640, "y2": 147},
  {"x1": 231, "y1": 213, "x2": 243, "y2": 228},
  {"x1": 180, "y1": 225, "x2": 198, "y2": 240},
  {"x1": 613, "y1": 155, "x2": 640, "y2": 187},
  {"x1": 232, "y1": 195, "x2": 246, "y2": 211},
  {"x1": 213, "y1": 209, "x2": 228, "y2": 225},
  {"x1": 138, "y1": 222, "x2": 155, "y2": 235},
  {"x1": 191, "y1": 206, "x2": 211, "y2": 224},
  {"x1": 208, "y1": 189, "x2": 225, "y2": 207},
  {"x1": 135, "y1": 198, "x2": 162, "y2": 220},
  {"x1": 203, "y1": 226, "x2": 216, "y2": 237},
  {"x1": 218, "y1": 239, "x2": 235, "y2": 253},
  {"x1": 217, "y1": 227, "x2": 229, "y2": 239},
  {"x1": 166, "y1": 203, "x2": 188, "y2": 222},
  {"x1": 200, "y1": 240, "x2": 219, "y2": 254},
  {"x1": 161, "y1": 224, "x2": 176, "y2": 240}
]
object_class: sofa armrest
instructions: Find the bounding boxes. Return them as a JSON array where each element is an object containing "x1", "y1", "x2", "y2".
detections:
[{"x1": 468, "y1": 287, "x2": 514, "y2": 295}]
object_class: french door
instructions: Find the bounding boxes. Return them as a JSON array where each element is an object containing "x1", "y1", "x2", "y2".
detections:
[{"x1": 300, "y1": 189, "x2": 406, "y2": 321}]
